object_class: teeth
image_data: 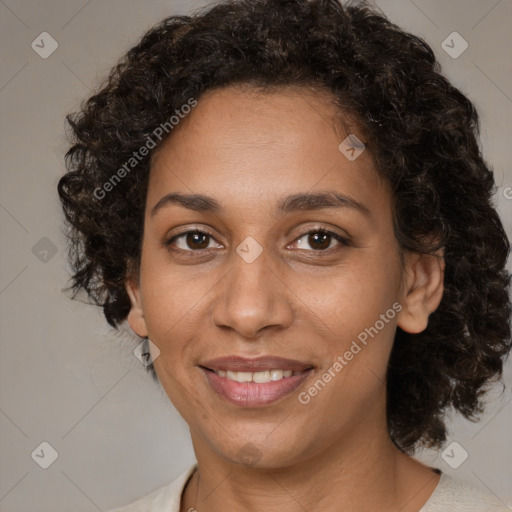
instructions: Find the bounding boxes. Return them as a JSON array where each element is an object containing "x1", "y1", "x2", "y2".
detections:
[
  {"x1": 254, "y1": 370, "x2": 271, "y2": 383},
  {"x1": 270, "y1": 369, "x2": 283, "y2": 381},
  {"x1": 215, "y1": 369, "x2": 296, "y2": 383},
  {"x1": 227, "y1": 371, "x2": 252, "y2": 382}
]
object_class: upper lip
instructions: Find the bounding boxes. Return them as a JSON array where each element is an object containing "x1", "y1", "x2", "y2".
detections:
[{"x1": 200, "y1": 356, "x2": 314, "y2": 373}]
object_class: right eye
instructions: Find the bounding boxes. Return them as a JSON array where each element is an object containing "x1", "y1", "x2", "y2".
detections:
[{"x1": 165, "y1": 229, "x2": 223, "y2": 253}]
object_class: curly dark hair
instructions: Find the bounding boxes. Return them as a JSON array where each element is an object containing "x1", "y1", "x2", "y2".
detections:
[{"x1": 57, "y1": 0, "x2": 511, "y2": 453}]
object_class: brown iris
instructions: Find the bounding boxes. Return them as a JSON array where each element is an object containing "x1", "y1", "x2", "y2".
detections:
[
  {"x1": 305, "y1": 232, "x2": 331, "y2": 250},
  {"x1": 186, "y1": 231, "x2": 210, "y2": 250}
]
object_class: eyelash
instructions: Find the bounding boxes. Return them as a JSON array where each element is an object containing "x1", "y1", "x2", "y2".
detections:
[{"x1": 165, "y1": 227, "x2": 350, "y2": 255}]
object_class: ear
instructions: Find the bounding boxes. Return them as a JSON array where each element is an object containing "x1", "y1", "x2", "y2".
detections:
[
  {"x1": 396, "y1": 248, "x2": 445, "y2": 334},
  {"x1": 125, "y1": 272, "x2": 149, "y2": 338}
]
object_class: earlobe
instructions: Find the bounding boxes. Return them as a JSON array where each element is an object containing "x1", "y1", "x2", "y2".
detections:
[
  {"x1": 125, "y1": 275, "x2": 149, "y2": 338},
  {"x1": 396, "y1": 248, "x2": 445, "y2": 334}
]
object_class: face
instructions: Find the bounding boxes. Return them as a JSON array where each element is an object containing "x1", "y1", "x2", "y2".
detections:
[{"x1": 126, "y1": 85, "x2": 441, "y2": 468}]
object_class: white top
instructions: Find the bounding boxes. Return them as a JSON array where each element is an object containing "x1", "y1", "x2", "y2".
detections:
[{"x1": 107, "y1": 463, "x2": 509, "y2": 512}]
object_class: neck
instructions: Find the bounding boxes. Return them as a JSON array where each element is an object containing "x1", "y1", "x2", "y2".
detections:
[{"x1": 181, "y1": 423, "x2": 439, "y2": 512}]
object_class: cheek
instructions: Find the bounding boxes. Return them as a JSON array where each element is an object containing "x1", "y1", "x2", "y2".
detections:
[
  {"x1": 152, "y1": 355, "x2": 203, "y2": 429},
  {"x1": 139, "y1": 244, "x2": 203, "y2": 330},
  {"x1": 294, "y1": 259, "x2": 400, "y2": 340},
  {"x1": 295, "y1": 257, "x2": 401, "y2": 399}
]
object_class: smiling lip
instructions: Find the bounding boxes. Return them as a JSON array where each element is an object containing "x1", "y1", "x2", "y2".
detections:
[
  {"x1": 200, "y1": 355, "x2": 313, "y2": 373},
  {"x1": 199, "y1": 355, "x2": 314, "y2": 407}
]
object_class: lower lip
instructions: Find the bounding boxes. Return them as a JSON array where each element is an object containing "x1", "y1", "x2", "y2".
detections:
[{"x1": 201, "y1": 368, "x2": 313, "y2": 407}]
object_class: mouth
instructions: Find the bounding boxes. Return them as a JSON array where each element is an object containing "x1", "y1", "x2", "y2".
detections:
[{"x1": 199, "y1": 355, "x2": 314, "y2": 407}]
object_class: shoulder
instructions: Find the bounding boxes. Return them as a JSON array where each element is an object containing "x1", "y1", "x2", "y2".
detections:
[
  {"x1": 420, "y1": 472, "x2": 509, "y2": 512},
  {"x1": 105, "y1": 463, "x2": 197, "y2": 512}
]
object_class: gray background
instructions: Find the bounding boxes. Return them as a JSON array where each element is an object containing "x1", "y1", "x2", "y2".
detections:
[{"x1": 0, "y1": 0, "x2": 511, "y2": 510}]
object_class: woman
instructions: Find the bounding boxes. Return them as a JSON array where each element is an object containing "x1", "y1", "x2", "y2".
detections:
[{"x1": 57, "y1": 0, "x2": 511, "y2": 510}]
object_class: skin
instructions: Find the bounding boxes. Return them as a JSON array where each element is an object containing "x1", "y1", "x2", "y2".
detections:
[{"x1": 125, "y1": 85, "x2": 445, "y2": 512}]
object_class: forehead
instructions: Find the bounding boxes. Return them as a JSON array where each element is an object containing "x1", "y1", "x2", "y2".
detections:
[{"x1": 147, "y1": 86, "x2": 390, "y2": 219}]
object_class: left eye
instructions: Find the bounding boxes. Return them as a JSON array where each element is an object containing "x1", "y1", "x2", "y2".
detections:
[{"x1": 292, "y1": 229, "x2": 348, "y2": 251}]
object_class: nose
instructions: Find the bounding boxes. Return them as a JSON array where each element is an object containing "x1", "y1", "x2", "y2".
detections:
[{"x1": 211, "y1": 247, "x2": 294, "y2": 339}]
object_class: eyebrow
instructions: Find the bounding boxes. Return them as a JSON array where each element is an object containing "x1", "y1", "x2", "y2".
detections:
[{"x1": 150, "y1": 191, "x2": 371, "y2": 218}]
